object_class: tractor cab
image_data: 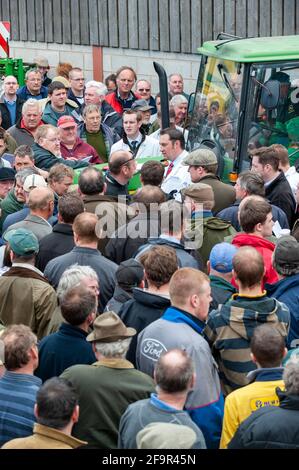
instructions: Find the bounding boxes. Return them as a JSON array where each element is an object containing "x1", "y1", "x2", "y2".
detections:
[{"x1": 187, "y1": 34, "x2": 299, "y2": 182}]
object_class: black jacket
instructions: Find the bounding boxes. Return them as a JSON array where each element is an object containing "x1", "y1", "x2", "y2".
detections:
[
  {"x1": 118, "y1": 288, "x2": 171, "y2": 365},
  {"x1": 105, "y1": 172, "x2": 130, "y2": 201},
  {"x1": 0, "y1": 96, "x2": 25, "y2": 130},
  {"x1": 228, "y1": 389, "x2": 299, "y2": 449},
  {"x1": 105, "y1": 211, "x2": 160, "y2": 264},
  {"x1": 36, "y1": 223, "x2": 75, "y2": 272},
  {"x1": 101, "y1": 101, "x2": 123, "y2": 137},
  {"x1": 105, "y1": 286, "x2": 132, "y2": 314},
  {"x1": 265, "y1": 172, "x2": 295, "y2": 227}
]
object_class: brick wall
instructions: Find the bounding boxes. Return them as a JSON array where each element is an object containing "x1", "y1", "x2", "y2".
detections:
[{"x1": 9, "y1": 41, "x2": 200, "y2": 94}]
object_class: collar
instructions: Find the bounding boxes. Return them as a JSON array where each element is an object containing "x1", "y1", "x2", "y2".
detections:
[
  {"x1": 162, "y1": 306, "x2": 206, "y2": 333},
  {"x1": 264, "y1": 172, "x2": 281, "y2": 188},
  {"x1": 12, "y1": 263, "x2": 44, "y2": 276},
  {"x1": 159, "y1": 234, "x2": 181, "y2": 245},
  {"x1": 4, "y1": 97, "x2": 17, "y2": 105},
  {"x1": 59, "y1": 322, "x2": 89, "y2": 338},
  {"x1": 128, "y1": 133, "x2": 142, "y2": 145},
  {"x1": 4, "y1": 370, "x2": 42, "y2": 385},
  {"x1": 33, "y1": 424, "x2": 87, "y2": 447},
  {"x1": 246, "y1": 367, "x2": 284, "y2": 383},
  {"x1": 285, "y1": 166, "x2": 297, "y2": 177},
  {"x1": 117, "y1": 90, "x2": 135, "y2": 103},
  {"x1": 150, "y1": 393, "x2": 179, "y2": 412},
  {"x1": 92, "y1": 357, "x2": 134, "y2": 369},
  {"x1": 232, "y1": 291, "x2": 267, "y2": 300},
  {"x1": 192, "y1": 210, "x2": 213, "y2": 219},
  {"x1": 171, "y1": 150, "x2": 188, "y2": 167}
]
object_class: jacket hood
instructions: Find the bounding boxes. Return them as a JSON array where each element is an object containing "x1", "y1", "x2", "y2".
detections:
[
  {"x1": 147, "y1": 237, "x2": 184, "y2": 250},
  {"x1": 232, "y1": 233, "x2": 275, "y2": 251},
  {"x1": 203, "y1": 216, "x2": 234, "y2": 230},
  {"x1": 132, "y1": 287, "x2": 170, "y2": 309},
  {"x1": 219, "y1": 295, "x2": 289, "y2": 340},
  {"x1": 266, "y1": 273, "x2": 299, "y2": 298}
]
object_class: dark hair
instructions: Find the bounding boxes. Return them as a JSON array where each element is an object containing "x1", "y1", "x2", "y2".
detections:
[
  {"x1": 105, "y1": 73, "x2": 116, "y2": 87},
  {"x1": 239, "y1": 198, "x2": 272, "y2": 233},
  {"x1": 160, "y1": 128, "x2": 185, "y2": 150},
  {"x1": 238, "y1": 171, "x2": 265, "y2": 197},
  {"x1": 78, "y1": 167, "x2": 105, "y2": 195},
  {"x1": 140, "y1": 245, "x2": 178, "y2": 288},
  {"x1": 140, "y1": 160, "x2": 165, "y2": 187},
  {"x1": 36, "y1": 377, "x2": 78, "y2": 430},
  {"x1": 60, "y1": 285, "x2": 96, "y2": 325},
  {"x1": 1, "y1": 325, "x2": 37, "y2": 370},
  {"x1": 251, "y1": 146, "x2": 280, "y2": 172},
  {"x1": 109, "y1": 152, "x2": 134, "y2": 175},
  {"x1": 233, "y1": 246, "x2": 265, "y2": 288},
  {"x1": 133, "y1": 184, "x2": 166, "y2": 211},
  {"x1": 48, "y1": 81, "x2": 67, "y2": 94},
  {"x1": 160, "y1": 200, "x2": 184, "y2": 234},
  {"x1": 58, "y1": 193, "x2": 84, "y2": 224},
  {"x1": 251, "y1": 325, "x2": 285, "y2": 368},
  {"x1": 155, "y1": 349, "x2": 194, "y2": 393}
]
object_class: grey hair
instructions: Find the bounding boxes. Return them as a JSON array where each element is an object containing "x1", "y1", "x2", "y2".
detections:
[
  {"x1": 94, "y1": 338, "x2": 132, "y2": 358},
  {"x1": 82, "y1": 104, "x2": 101, "y2": 119},
  {"x1": 22, "y1": 98, "x2": 42, "y2": 115},
  {"x1": 85, "y1": 80, "x2": 107, "y2": 97},
  {"x1": 170, "y1": 94, "x2": 188, "y2": 107},
  {"x1": 169, "y1": 73, "x2": 183, "y2": 81},
  {"x1": 25, "y1": 68, "x2": 41, "y2": 80},
  {"x1": 283, "y1": 357, "x2": 299, "y2": 395},
  {"x1": 15, "y1": 167, "x2": 37, "y2": 184},
  {"x1": 56, "y1": 264, "x2": 98, "y2": 301}
]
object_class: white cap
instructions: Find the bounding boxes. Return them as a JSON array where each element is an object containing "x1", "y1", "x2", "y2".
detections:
[{"x1": 23, "y1": 174, "x2": 47, "y2": 192}]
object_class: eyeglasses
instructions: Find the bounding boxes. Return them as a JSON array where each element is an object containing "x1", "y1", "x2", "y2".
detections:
[
  {"x1": 119, "y1": 156, "x2": 135, "y2": 167},
  {"x1": 138, "y1": 88, "x2": 150, "y2": 92}
]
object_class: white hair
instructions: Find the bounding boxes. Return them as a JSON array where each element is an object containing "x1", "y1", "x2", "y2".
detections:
[
  {"x1": 94, "y1": 338, "x2": 132, "y2": 358},
  {"x1": 85, "y1": 80, "x2": 107, "y2": 97},
  {"x1": 22, "y1": 98, "x2": 42, "y2": 115},
  {"x1": 283, "y1": 356, "x2": 299, "y2": 395},
  {"x1": 56, "y1": 264, "x2": 99, "y2": 301},
  {"x1": 170, "y1": 94, "x2": 188, "y2": 107}
]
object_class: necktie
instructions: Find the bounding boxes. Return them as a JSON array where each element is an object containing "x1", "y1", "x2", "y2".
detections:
[
  {"x1": 166, "y1": 162, "x2": 174, "y2": 177},
  {"x1": 131, "y1": 140, "x2": 138, "y2": 151}
]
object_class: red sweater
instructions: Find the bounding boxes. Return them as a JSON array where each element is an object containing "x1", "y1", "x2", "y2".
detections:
[
  {"x1": 232, "y1": 233, "x2": 279, "y2": 286},
  {"x1": 60, "y1": 137, "x2": 102, "y2": 164}
]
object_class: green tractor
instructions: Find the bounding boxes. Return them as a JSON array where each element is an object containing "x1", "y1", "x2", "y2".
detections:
[{"x1": 156, "y1": 33, "x2": 299, "y2": 183}]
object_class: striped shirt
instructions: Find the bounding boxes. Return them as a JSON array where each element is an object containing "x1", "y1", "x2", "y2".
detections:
[{"x1": 0, "y1": 371, "x2": 41, "y2": 446}]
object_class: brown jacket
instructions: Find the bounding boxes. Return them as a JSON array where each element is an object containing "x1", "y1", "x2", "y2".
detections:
[
  {"x1": 0, "y1": 265, "x2": 57, "y2": 340},
  {"x1": 199, "y1": 174, "x2": 236, "y2": 214},
  {"x1": 2, "y1": 423, "x2": 86, "y2": 449}
]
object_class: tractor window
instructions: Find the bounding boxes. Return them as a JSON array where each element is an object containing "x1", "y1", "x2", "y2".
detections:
[
  {"x1": 188, "y1": 57, "x2": 242, "y2": 180},
  {"x1": 248, "y1": 63, "x2": 299, "y2": 165}
]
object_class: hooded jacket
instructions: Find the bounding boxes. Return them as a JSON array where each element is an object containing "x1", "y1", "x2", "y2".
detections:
[
  {"x1": 119, "y1": 288, "x2": 171, "y2": 366},
  {"x1": 209, "y1": 275, "x2": 236, "y2": 311},
  {"x1": 0, "y1": 189, "x2": 24, "y2": 234},
  {"x1": 228, "y1": 389, "x2": 299, "y2": 449},
  {"x1": 266, "y1": 273, "x2": 299, "y2": 349},
  {"x1": 187, "y1": 213, "x2": 236, "y2": 266},
  {"x1": 204, "y1": 294, "x2": 290, "y2": 395},
  {"x1": 32, "y1": 142, "x2": 89, "y2": 171},
  {"x1": 232, "y1": 233, "x2": 279, "y2": 285}
]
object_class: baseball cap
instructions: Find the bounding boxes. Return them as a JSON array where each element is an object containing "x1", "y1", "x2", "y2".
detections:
[
  {"x1": 34, "y1": 56, "x2": 49, "y2": 68},
  {"x1": 0, "y1": 167, "x2": 15, "y2": 182},
  {"x1": 209, "y1": 242, "x2": 238, "y2": 273},
  {"x1": 116, "y1": 258, "x2": 144, "y2": 288},
  {"x1": 183, "y1": 149, "x2": 217, "y2": 166},
  {"x1": 132, "y1": 99, "x2": 154, "y2": 112},
  {"x1": 57, "y1": 115, "x2": 77, "y2": 128},
  {"x1": 23, "y1": 174, "x2": 47, "y2": 192},
  {"x1": 274, "y1": 235, "x2": 299, "y2": 276},
  {"x1": 4, "y1": 228, "x2": 39, "y2": 257},
  {"x1": 86, "y1": 311, "x2": 136, "y2": 343}
]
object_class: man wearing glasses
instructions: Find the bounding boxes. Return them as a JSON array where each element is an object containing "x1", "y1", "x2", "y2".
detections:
[
  {"x1": 135, "y1": 80, "x2": 157, "y2": 123},
  {"x1": 105, "y1": 66, "x2": 140, "y2": 114},
  {"x1": 68, "y1": 68, "x2": 86, "y2": 110}
]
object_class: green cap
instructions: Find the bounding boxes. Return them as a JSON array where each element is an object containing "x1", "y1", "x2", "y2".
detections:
[
  {"x1": 183, "y1": 148, "x2": 217, "y2": 166},
  {"x1": 4, "y1": 228, "x2": 39, "y2": 256}
]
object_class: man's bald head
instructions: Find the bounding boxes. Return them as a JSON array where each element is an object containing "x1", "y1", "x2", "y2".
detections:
[
  {"x1": 109, "y1": 150, "x2": 133, "y2": 175},
  {"x1": 154, "y1": 349, "x2": 195, "y2": 393},
  {"x1": 28, "y1": 187, "x2": 54, "y2": 211},
  {"x1": 233, "y1": 246, "x2": 265, "y2": 288},
  {"x1": 72, "y1": 212, "x2": 99, "y2": 243}
]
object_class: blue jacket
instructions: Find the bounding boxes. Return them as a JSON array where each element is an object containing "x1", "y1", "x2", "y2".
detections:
[
  {"x1": 266, "y1": 273, "x2": 299, "y2": 349},
  {"x1": 136, "y1": 306, "x2": 224, "y2": 448},
  {"x1": 17, "y1": 85, "x2": 48, "y2": 101},
  {"x1": 35, "y1": 322, "x2": 96, "y2": 382}
]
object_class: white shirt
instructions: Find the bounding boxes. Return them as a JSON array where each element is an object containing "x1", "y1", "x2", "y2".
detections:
[
  {"x1": 109, "y1": 135, "x2": 162, "y2": 160},
  {"x1": 151, "y1": 126, "x2": 189, "y2": 145},
  {"x1": 161, "y1": 150, "x2": 191, "y2": 201},
  {"x1": 285, "y1": 166, "x2": 299, "y2": 199}
]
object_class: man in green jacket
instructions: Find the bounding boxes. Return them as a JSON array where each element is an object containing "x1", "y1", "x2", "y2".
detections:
[
  {"x1": 61, "y1": 311, "x2": 154, "y2": 448},
  {"x1": 183, "y1": 183, "x2": 236, "y2": 266}
]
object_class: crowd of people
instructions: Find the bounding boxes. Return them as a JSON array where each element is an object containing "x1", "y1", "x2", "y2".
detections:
[{"x1": 1, "y1": 56, "x2": 299, "y2": 451}]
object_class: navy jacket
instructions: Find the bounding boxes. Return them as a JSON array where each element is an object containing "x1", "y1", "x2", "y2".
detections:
[
  {"x1": 266, "y1": 273, "x2": 299, "y2": 349},
  {"x1": 35, "y1": 323, "x2": 96, "y2": 382},
  {"x1": 17, "y1": 85, "x2": 48, "y2": 101}
]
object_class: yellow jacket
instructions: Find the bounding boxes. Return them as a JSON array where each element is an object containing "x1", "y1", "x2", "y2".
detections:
[{"x1": 220, "y1": 368, "x2": 284, "y2": 449}]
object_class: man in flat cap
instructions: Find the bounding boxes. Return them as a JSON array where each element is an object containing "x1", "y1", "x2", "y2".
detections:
[
  {"x1": 61, "y1": 311, "x2": 154, "y2": 448},
  {"x1": 182, "y1": 182, "x2": 236, "y2": 265},
  {"x1": 183, "y1": 148, "x2": 235, "y2": 213}
]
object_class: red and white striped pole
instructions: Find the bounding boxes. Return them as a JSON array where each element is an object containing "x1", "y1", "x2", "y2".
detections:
[{"x1": 0, "y1": 22, "x2": 10, "y2": 58}]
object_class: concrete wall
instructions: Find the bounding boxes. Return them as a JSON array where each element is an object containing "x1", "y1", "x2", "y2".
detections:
[{"x1": 9, "y1": 41, "x2": 200, "y2": 94}]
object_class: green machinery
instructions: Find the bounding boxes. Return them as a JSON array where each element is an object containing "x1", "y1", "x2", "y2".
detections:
[{"x1": 0, "y1": 58, "x2": 31, "y2": 86}]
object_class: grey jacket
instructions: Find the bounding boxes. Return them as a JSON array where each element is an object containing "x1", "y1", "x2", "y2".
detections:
[{"x1": 4, "y1": 214, "x2": 52, "y2": 241}]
